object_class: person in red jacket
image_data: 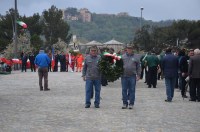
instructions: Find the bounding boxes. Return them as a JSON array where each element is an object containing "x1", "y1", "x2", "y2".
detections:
[
  {"x1": 70, "y1": 54, "x2": 76, "y2": 72},
  {"x1": 76, "y1": 54, "x2": 84, "y2": 72}
]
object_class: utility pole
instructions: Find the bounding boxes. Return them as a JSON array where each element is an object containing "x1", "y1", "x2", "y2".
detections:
[
  {"x1": 14, "y1": 0, "x2": 18, "y2": 58},
  {"x1": 140, "y1": 7, "x2": 144, "y2": 31}
]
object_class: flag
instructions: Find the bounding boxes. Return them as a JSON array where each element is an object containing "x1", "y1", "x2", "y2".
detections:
[
  {"x1": 17, "y1": 21, "x2": 27, "y2": 28},
  {"x1": 52, "y1": 47, "x2": 54, "y2": 60}
]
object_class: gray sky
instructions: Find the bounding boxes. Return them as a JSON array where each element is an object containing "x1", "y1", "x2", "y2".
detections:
[{"x1": 0, "y1": 0, "x2": 200, "y2": 22}]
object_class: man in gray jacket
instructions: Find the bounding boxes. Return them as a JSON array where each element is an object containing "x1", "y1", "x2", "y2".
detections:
[
  {"x1": 121, "y1": 44, "x2": 141, "y2": 109},
  {"x1": 82, "y1": 46, "x2": 101, "y2": 108},
  {"x1": 188, "y1": 48, "x2": 200, "y2": 102}
]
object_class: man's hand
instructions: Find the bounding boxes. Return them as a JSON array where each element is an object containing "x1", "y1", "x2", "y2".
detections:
[
  {"x1": 136, "y1": 76, "x2": 140, "y2": 81},
  {"x1": 182, "y1": 72, "x2": 188, "y2": 77},
  {"x1": 82, "y1": 76, "x2": 86, "y2": 81}
]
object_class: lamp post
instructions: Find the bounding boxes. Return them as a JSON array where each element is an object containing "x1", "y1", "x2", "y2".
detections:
[
  {"x1": 140, "y1": 7, "x2": 144, "y2": 31},
  {"x1": 14, "y1": 0, "x2": 18, "y2": 58}
]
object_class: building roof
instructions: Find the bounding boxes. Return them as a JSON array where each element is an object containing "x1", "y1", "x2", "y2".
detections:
[
  {"x1": 104, "y1": 39, "x2": 124, "y2": 45},
  {"x1": 69, "y1": 42, "x2": 84, "y2": 46},
  {"x1": 85, "y1": 40, "x2": 103, "y2": 46}
]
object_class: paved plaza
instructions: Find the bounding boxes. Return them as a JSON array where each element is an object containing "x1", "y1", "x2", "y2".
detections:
[{"x1": 0, "y1": 70, "x2": 200, "y2": 132}]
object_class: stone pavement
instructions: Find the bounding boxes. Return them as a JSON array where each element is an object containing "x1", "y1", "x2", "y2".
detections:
[{"x1": 0, "y1": 70, "x2": 200, "y2": 132}]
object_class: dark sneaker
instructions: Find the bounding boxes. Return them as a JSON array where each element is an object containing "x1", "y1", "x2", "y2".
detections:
[
  {"x1": 165, "y1": 99, "x2": 172, "y2": 102},
  {"x1": 122, "y1": 104, "x2": 128, "y2": 109},
  {"x1": 95, "y1": 105, "x2": 100, "y2": 108},
  {"x1": 85, "y1": 105, "x2": 90, "y2": 108},
  {"x1": 129, "y1": 105, "x2": 134, "y2": 109},
  {"x1": 182, "y1": 95, "x2": 188, "y2": 98},
  {"x1": 40, "y1": 87, "x2": 43, "y2": 91},
  {"x1": 44, "y1": 88, "x2": 50, "y2": 91},
  {"x1": 189, "y1": 99, "x2": 196, "y2": 102}
]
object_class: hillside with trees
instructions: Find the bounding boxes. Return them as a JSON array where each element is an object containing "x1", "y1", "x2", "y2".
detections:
[
  {"x1": 67, "y1": 12, "x2": 173, "y2": 43},
  {"x1": 0, "y1": 6, "x2": 199, "y2": 58}
]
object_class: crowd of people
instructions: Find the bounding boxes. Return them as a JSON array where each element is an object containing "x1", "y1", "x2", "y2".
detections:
[
  {"x1": 8, "y1": 45, "x2": 200, "y2": 109},
  {"x1": 20, "y1": 50, "x2": 85, "y2": 73},
  {"x1": 141, "y1": 48, "x2": 200, "y2": 103}
]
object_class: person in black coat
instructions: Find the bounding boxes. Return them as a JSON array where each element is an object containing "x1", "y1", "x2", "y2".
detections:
[
  {"x1": 29, "y1": 51, "x2": 36, "y2": 72},
  {"x1": 179, "y1": 49, "x2": 189, "y2": 98},
  {"x1": 60, "y1": 51, "x2": 66, "y2": 72},
  {"x1": 21, "y1": 52, "x2": 28, "y2": 72},
  {"x1": 53, "y1": 51, "x2": 59, "y2": 72}
]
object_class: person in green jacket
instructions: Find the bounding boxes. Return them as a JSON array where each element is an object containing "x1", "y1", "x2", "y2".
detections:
[{"x1": 145, "y1": 50, "x2": 160, "y2": 88}]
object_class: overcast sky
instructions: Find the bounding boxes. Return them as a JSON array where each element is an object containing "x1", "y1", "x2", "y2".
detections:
[{"x1": 0, "y1": 0, "x2": 199, "y2": 22}]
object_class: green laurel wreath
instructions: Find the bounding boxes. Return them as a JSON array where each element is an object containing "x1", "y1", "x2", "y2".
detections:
[{"x1": 98, "y1": 55, "x2": 123, "y2": 82}]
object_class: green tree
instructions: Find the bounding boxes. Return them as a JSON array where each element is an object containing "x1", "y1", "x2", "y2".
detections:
[
  {"x1": 0, "y1": 8, "x2": 17, "y2": 52},
  {"x1": 42, "y1": 5, "x2": 71, "y2": 48},
  {"x1": 134, "y1": 25, "x2": 151, "y2": 51},
  {"x1": 20, "y1": 13, "x2": 42, "y2": 36},
  {"x1": 30, "y1": 34, "x2": 43, "y2": 53},
  {"x1": 64, "y1": 8, "x2": 79, "y2": 16}
]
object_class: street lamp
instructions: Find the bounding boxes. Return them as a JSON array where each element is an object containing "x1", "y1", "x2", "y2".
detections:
[
  {"x1": 14, "y1": 0, "x2": 18, "y2": 58},
  {"x1": 140, "y1": 7, "x2": 144, "y2": 31}
]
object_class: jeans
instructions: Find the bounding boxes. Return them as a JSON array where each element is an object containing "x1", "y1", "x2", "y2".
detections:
[
  {"x1": 165, "y1": 77, "x2": 176, "y2": 101},
  {"x1": 85, "y1": 79, "x2": 101, "y2": 106},
  {"x1": 121, "y1": 75, "x2": 136, "y2": 105}
]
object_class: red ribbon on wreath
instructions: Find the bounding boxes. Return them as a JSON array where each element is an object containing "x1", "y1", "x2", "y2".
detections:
[{"x1": 103, "y1": 52, "x2": 121, "y2": 63}]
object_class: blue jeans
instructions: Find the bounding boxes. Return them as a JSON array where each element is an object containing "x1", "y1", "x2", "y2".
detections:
[
  {"x1": 85, "y1": 79, "x2": 101, "y2": 106},
  {"x1": 165, "y1": 77, "x2": 176, "y2": 101},
  {"x1": 121, "y1": 75, "x2": 136, "y2": 105}
]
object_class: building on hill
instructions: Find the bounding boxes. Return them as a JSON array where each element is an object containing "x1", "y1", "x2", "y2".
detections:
[
  {"x1": 62, "y1": 8, "x2": 91, "y2": 22},
  {"x1": 62, "y1": 9, "x2": 79, "y2": 21},
  {"x1": 79, "y1": 8, "x2": 92, "y2": 22},
  {"x1": 117, "y1": 12, "x2": 129, "y2": 17}
]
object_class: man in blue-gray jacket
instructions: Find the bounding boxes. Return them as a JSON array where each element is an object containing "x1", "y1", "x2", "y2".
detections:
[
  {"x1": 162, "y1": 48, "x2": 178, "y2": 102},
  {"x1": 121, "y1": 44, "x2": 141, "y2": 109},
  {"x1": 34, "y1": 48, "x2": 51, "y2": 91},
  {"x1": 82, "y1": 46, "x2": 101, "y2": 108}
]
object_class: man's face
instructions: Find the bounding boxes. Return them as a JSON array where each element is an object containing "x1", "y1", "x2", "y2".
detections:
[
  {"x1": 126, "y1": 48, "x2": 133, "y2": 54},
  {"x1": 90, "y1": 49, "x2": 97, "y2": 56},
  {"x1": 189, "y1": 51, "x2": 194, "y2": 56}
]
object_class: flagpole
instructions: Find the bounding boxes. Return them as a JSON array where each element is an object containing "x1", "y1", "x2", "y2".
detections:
[{"x1": 14, "y1": 0, "x2": 18, "y2": 58}]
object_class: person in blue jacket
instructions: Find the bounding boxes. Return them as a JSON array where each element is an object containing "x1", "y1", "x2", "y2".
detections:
[
  {"x1": 34, "y1": 48, "x2": 51, "y2": 91},
  {"x1": 162, "y1": 48, "x2": 178, "y2": 102}
]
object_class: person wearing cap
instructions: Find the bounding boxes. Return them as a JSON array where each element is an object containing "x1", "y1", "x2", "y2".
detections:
[
  {"x1": 121, "y1": 44, "x2": 141, "y2": 109},
  {"x1": 34, "y1": 48, "x2": 51, "y2": 91},
  {"x1": 82, "y1": 45, "x2": 101, "y2": 108}
]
